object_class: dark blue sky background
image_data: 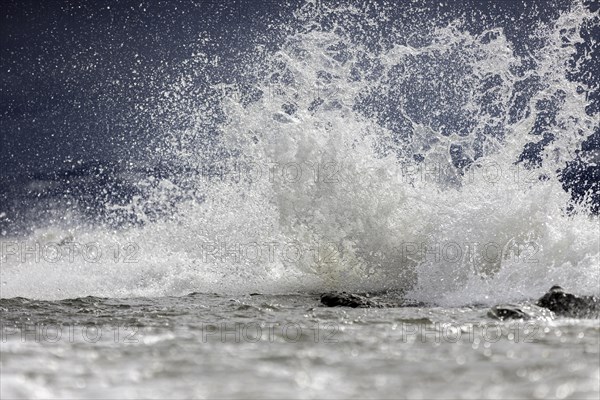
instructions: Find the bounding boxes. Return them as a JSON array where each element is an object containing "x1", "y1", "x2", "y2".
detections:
[
  {"x1": 0, "y1": 0, "x2": 598, "y2": 223},
  {"x1": 1, "y1": 0, "x2": 293, "y2": 174}
]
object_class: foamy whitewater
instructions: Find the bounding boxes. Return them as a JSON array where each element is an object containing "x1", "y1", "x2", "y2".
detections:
[{"x1": 1, "y1": 1, "x2": 598, "y2": 305}]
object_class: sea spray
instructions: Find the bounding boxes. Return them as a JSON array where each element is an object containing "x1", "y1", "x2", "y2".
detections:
[{"x1": 1, "y1": 0, "x2": 598, "y2": 302}]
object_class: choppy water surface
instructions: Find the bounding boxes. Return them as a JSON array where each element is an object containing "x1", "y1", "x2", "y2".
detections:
[{"x1": 1, "y1": 294, "x2": 599, "y2": 399}]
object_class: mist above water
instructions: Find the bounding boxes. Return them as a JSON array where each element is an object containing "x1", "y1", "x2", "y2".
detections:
[{"x1": 1, "y1": 1, "x2": 598, "y2": 304}]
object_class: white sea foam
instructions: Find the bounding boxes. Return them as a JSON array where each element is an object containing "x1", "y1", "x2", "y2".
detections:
[{"x1": 1, "y1": 1, "x2": 598, "y2": 304}]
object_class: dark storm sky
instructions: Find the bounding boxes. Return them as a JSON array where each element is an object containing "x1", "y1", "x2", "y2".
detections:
[
  {"x1": 0, "y1": 0, "x2": 597, "y2": 177},
  {"x1": 0, "y1": 0, "x2": 292, "y2": 175}
]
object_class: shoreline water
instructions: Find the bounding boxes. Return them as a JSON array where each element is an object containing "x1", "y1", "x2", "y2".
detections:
[{"x1": 2, "y1": 293, "x2": 599, "y2": 399}]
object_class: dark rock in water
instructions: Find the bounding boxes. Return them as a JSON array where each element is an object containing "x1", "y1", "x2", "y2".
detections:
[
  {"x1": 320, "y1": 286, "x2": 600, "y2": 318},
  {"x1": 488, "y1": 304, "x2": 555, "y2": 320},
  {"x1": 536, "y1": 285, "x2": 600, "y2": 318},
  {"x1": 488, "y1": 305, "x2": 530, "y2": 320},
  {"x1": 320, "y1": 292, "x2": 387, "y2": 308},
  {"x1": 489, "y1": 286, "x2": 600, "y2": 320}
]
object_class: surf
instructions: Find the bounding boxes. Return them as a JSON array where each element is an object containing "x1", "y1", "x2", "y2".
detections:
[{"x1": 1, "y1": 0, "x2": 598, "y2": 305}]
